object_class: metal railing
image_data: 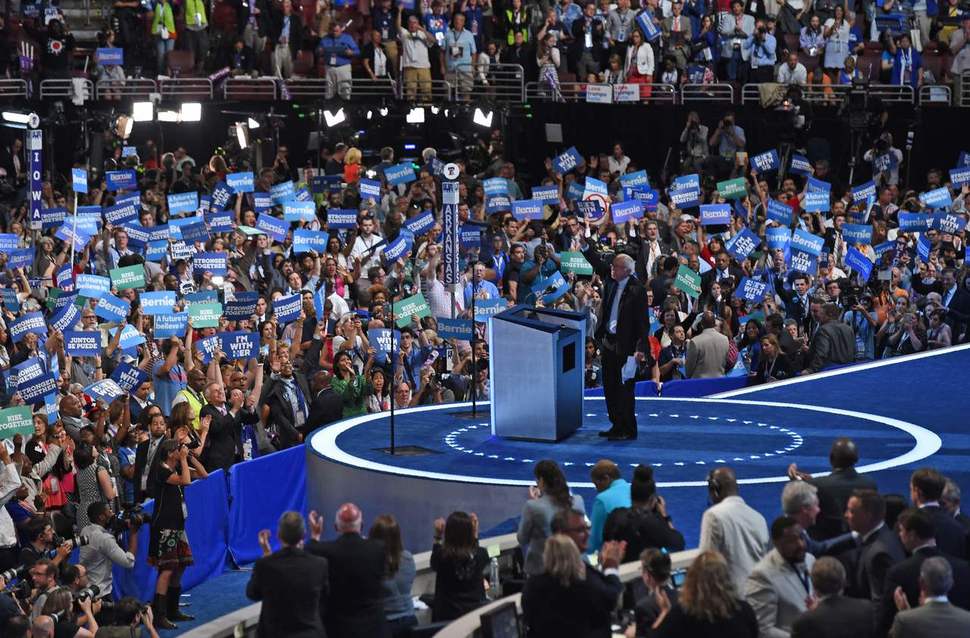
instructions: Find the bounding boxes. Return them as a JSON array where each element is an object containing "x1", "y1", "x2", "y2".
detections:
[
  {"x1": 286, "y1": 78, "x2": 336, "y2": 100},
  {"x1": 525, "y1": 81, "x2": 677, "y2": 104},
  {"x1": 39, "y1": 78, "x2": 94, "y2": 100},
  {"x1": 960, "y1": 70, "x2": 970, "y2": 107},
  {"x1": 95, "y1": 78, "x2": 158, "y2": 100},
  {"x1": 682, "y1": 82, "x2": 734, "y2": 103},
  {"x1": 448, "y1": 63, "x2": 525, "y2": 103},
  {"x1": 158, "y1": 77, "x2": 214, "y2": 99},
  {"x1": 0, "y1": 79, "x2": 29, "y2": 98},
  {"x1": 336, "y1": 78, "x2": 398, "y2": 99},
  {"x1": 919, "y1": 84, "x2": 951, "y2": 105},
  {"x1": 396, "y1": 78, "x2": 453, "y2": 103},
  {"x1": 867, "y1": 83, "x2": 915, "y2": 103},
  {"x1": 224, "y1": 77, "x2": 278, "y2": 101}
]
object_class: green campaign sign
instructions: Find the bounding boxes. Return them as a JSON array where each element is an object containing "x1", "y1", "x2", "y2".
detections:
[
  {"x1": 716, "y1": 177, "x2": 747, "y2": 200},
  {"x1": 394, "y1": 293, "x2": 432, "y2": 328},
  {"x1": 674, "y1": 265, "x2": 701, "y2": 298},
  {"x1": 559, "y1": 251, "x2": 594, "y2": 276},
  {"x1": 110, "y1": 264, "x2": 145, "y2": 290},
  {"x1": 0, "y1": 405, "x2": 34, "y2": 440},
  {"x1": 188, "y1": 302, "x2": 223, "y2": 328}
]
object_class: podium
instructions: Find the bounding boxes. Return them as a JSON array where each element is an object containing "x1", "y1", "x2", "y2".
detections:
[{"x1": 488, "y1": 306, "x2": 585, "y2": 441}]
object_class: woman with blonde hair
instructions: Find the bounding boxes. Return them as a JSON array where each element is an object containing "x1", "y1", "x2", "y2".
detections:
[
  {"x1": 343, "y1": 147, "x2": 363, "y2": 184},
  {"x1": 649, "y1": 550, "x2": 757, "y2": 637}
]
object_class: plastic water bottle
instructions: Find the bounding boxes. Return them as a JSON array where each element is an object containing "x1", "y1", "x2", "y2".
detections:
[
  {"x1": 488, "y1": 557, "x2": 501, "y2": 599},
  {"x1": 242, "y1": 425, "x2": 254, "y2": 461}
]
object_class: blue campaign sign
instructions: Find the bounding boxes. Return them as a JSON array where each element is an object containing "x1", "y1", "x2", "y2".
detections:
[
  {"x1": 898, "y1": 212, "x2": 931, "y2": 232},
  {"x1": 186, "y1": 290, "x2": 219, "y2": 305},
  {"x1": 483, "y1": 177, "x2": 509, "y2": 196},
  {"x1": 145, "y1": 241, "x2": 168, "y2": 262},
  {"x1": 565, "y1": 181, "x2": 584, "y2": 202},
  {"x1": 111, "y1": 362, "x2": 148, "y2": 392},
  {"x1": 788, "y1": 248, "x2": 818, "y2": 275},
  {"x1": 168, "y1": 191, "x2": 199, "y2": 215},
  {"x1": 227, "y1": 172, "x2": 254, "y2": 193},
  {"x1": 735, "y1": 277, "x2": 767, "y2": 302},
  {"x1": 367, "y1": 328, "x2": 400, "y2": 357},
  {"x1": 294, "y1": 187, "x2": 313, "y2": 203},
  {"x1": 225, "y1": 292, "x2": 259, "y2": 320},
  {"x1": 511, "y1": 199, "x2": 544, "y2": 221},
  {"x1": 63, "y1": 331, "x2": 101, "y2": 357},
  {"x1": 153, "y1": 312, "x2": 188, "y2": 338},
  {"x1": 111, "y1": 324, "x2": 146, "y2": 350},
  {"x1": 845, "y1": 247, "x2": 874, "y2": 280},
  {"x1": 791, "y1": 228, "x2": 824, "y2": 256},
  {"x1": 789, "y1": 154, "x2": 813, "y2": 176},
  {"x1": 310, "y1": 175, "x2": 341, "y2": 194},
  {"x1": 253, "y1": 192, "x2": 273, "y2": 213},
  {"x1": 583, "y1": 177, "x2": 609, "y2": 199},
  {"x1": 84, "y1": 379, "x2": 125, "y2": 404},
  {"x1": 270, "y1": 181, "x2": 296, "y2": 203},
  {"x1": 873, "y1": 241, "x2": 896, "y2": 259},
  {"x1": 326, "y1": 209, "x2": 357, "y2": 229},
  {"x1": 273, "y1": 293, "x2": 302, "y2": 323},
  {"x1": 699, "y1": 204, "x2": 731, "y2": 226},
  {"x1": 256, "y1": 214, "x2": 288, "y2": 241},
  {"x1": 673, "y1": 174, "x2": 700, "y2": 191},
  {"x1": 460, "y1": 224, "x2": 481, "y2": 249},
  {"x1": 576, "y1": 200, "x2": 604, "y2": 221},
  {"x1": 209, "y1": 182, "x2": 234, "y2": 212},
  {"x1": 626, "y1": 187, "x2": 659, "y2": 211},
  {"x1": 180, "y1": 221, "x2": 209, "y2": 244},
  {"x1": 283, "y1": 200, "x2": 316, "y2": 222},
  {"x1": 474, "y1": 297, "x2": 507, "y2": 321},
  {"x1": 95, "y1": 47, "x2": 124, "y2": 65},
  {"x1": 436, "y1": 318, "x2": 473, "y2": 342},
  {"x1": 359, "y1": 178, "x2": 381, "y2": 199},
  {"x1": 766, "y1": 200, "x2": 793, "y2": 226},
  {"x1": 57, "y1": 264, "x2": 75, "y2": 292},
  {"x1": 726, "y1": 228, "x2": 760, "y2": 260},
  {"x1": 1, "y1": 288, "x2": 19, "y2": 311},
  {"x1": 619, "y1": 170, "x2": 649, "y2": 189},
  {"x1": 485, "y1": 194, "x2": 511, "y2": 215},
  {"x1": 95, "y1": 294, "x2": 131, "y2": 323},
  {"x1": 404, "y1": 210, "x2": 436, "y2": 235},
  {"x1": 383, "y1": 234, "x2": 412, "y2": 262},
  {"x1": 919, "y1": 187, "x2": 952, "y2": 210},
  {"x1": 140, "y1": 291, "x2": 177, "y2": 315},
  {"x1": 115, "y1": 191, "x2": 140, "y2": 208},
  {"x1": 803, "y1": 191, "x2": 830, "y2": 213},
  {"x1": 842, "y1": 223, "x2": 872, "y2": 245},
  {"x1": 104, "y1": 201, "x2": 139, "y2": 226},
  {"x1": 931, "y1": 212, "x2": 967, "y2": 234},
  {"x1": 76, "y1": 274, "x2": 111, "y2": 299},
  {"x1": 50, "y1": 302, "x2": 81, "y2": 332},
  {"x1": 193, "y1": 251, "x2": 228, "y2": 276},
  {"x1": 17, "y1": 365, "x2": 57, "y2": 404},
  {"x1": 766, "y1": 226, "x2": 791, "y2": 250},
  {"x1": 611, "y1": 200, "x2": 644, "y2": 223},
  {"x1": 41, "y1": 207, "x2": 67, "y2": 229},
  {"x1": 10, "y1": 312, "x2": 47, "y2": 343},
  {"x1": 52, "y1": 291, "x2": 78, "y2": 313},
  {"x1": 807, "y1": 177, "x2": 831, "y2": 194},
  {"x1": 105, "y1": 169, "x2": 137, "y2": 191},
  {"x1": 668, "y1": 184, "x2": 701, "y2": 209},
  {"x1": 0, "y1": 234, "x2": 18, "y2": 253},
  {"x1": 7, "y1": 248, "x2": 32, "y2": 270},
  {"x1": 917, "y1": 235, "x2": 932, "y2": 262},
  {"x1": 56, "y1": 225, "x2": 92, "y2": 252},
  {"x1": 636, "y1": 10, "x2": 662, "y2": 41},
  {"x1": 751, "y1": 150, "x2": 780, "y2": 173},
  {"x1": 873, "y1": 152, "x2": 897, "y2": 172},
  {"x1": 293, "y1": 229, "x2": 329, "y2": 254},
  {"x1": 958, "y1": 151, "x2": 970, "y2": 167},
  {"x1": 851, "y1": 180, "x2": 877, "y2": 203},
  {"x1": 206, "y1": 212, "x2": 235, "y2": 233},
  {"x1": 72, "y1": 167, "x2": 88, "y2": 193},
  {"x1": 531, "y1": 185, "x2": 559, "y2": 204},
  {"x1": 385, "y1": 163, "x2": 416, "y2": 185},
  {"x1": 950, "y1": 166, "x2": 970, "y2": 188},
  {"x1": 553, "y1": 146, "x2": 584, "y2": 175},
  {"x1": 221, "y1": 332, "x2": 259, "y2": 361},
  {"x1": 125, "y1": 223, "x2": 150, "y2": 246}
]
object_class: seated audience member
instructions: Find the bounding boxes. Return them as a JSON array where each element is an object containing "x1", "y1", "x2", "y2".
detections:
[
  {"x1": 889, "y1": 556, "x2": 970, "y2": 637},
  {"x1": 844, "y1": 489, "x2": 906, "y2": 601},
  {"x1": 791, "y1": 557, "x2": 874, "y2": 638},
  {"x1": 629, "y1": 548, "x2": 679, "y2": 637},
  {"x1": 518, "y1": 460, "x2": 586, "y2": 577},
  {"x1": 603, "y1": 465, "x2": 685, "y2": 563},
  {"x1": 430, "y1": 511, "x2": 490, "y2": 622},
  {"x1": 745, "y1": 516, "x2": 816, "y2": 638},
  {"x1": 369, "y1": 514, "x2": 418, "y2": 637}
]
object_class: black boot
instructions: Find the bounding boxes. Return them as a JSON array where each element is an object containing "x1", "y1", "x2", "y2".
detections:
[
  {"x1": 152, "y1": 593, "x2": 177, "y2": 630},
  {"x1": 168, "y1": 587, "x2": 195, "y2": 622}
]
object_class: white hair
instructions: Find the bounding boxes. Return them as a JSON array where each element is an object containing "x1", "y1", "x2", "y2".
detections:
[
  {"x1": 782, "y1": 480, "x2": 818, "y2": 515},
  {"x1": 614, "y1": 253, "x2": 635, "y2": 272}
]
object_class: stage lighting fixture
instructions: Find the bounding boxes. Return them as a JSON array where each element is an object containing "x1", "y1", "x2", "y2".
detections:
[
  {"x1": 114, "y1": 115, "x2": 133, "y2": 139},
  {"x1": 324, "y1": 108, "x2": 346, "y2": 127},
  {"x1": 235, "y1": 123, "x2": 249, "y2": 149},
  {"x1": 379, "y1": 107, "x2": 389, "y2": 117},
  {"x1": 430, "y1": 106, "x2": 440, "y2": 115},
  {"x1": 366, "y1": 110, "x2": 373, "y2": 120},
  {"x1": 180, "y1": 102, "x2": 202, "y2": 122},
  {"x1": 132, "y1": 101, "x2": 154, "y2": 122},
  {"x1": 473, "y1": 108, "x2": 493, "y2": 128},
  {"x1": 2, "y1": 112, "x2": 31, "y2": 125},
  {"x1": 406, "y1": 107, "x2": 425, "y2": 124},
  {"x1": 157, "y1": 110, "x2": 179, "y2": 122},
  {"x1": 247, "y1": 117, "x2": 260, "y2": 129}
]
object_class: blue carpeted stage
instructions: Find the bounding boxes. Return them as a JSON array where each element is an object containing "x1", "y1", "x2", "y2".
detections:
[{"x1": 307, "y1": 345, "x2": 970, "y2": 552}]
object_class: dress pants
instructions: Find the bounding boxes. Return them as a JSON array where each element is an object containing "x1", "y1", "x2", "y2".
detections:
[{"x1": 600, "y1": 334, "x2": 637, "y2": 437}]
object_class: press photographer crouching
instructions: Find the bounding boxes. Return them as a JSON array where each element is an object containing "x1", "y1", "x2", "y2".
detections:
[
  {"x1": 78, "y1": 502, "x2": 143, "y2": 623},
  {"x1": 96, "y1": 596, "x2": 160, "y2": 638}
]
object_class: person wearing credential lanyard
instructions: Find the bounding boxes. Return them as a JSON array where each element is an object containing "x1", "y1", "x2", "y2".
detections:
[
  {"x1": 444, "y1": 13, "x2": 477, "y2": 97},
  {"x1": 319, "y1": 21, "x2": 359, "y2": 100},
  {"x1": 889, "y1": 32, "x2": 923, "y2": 88}
]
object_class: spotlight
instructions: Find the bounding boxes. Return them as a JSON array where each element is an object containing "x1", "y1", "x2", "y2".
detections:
[
  {"x1": 366, "y1": 110, "x2": 373, "y2": 120},
  {"x1": 324, "y1": 108, "x2": 346, "y2": 127},
  {"x1": 473, "y1": 108, "x2": 493, "y2": 128},
  {"x1": 406, "y1": 107, "x2": 425, "y2": 124},
  {"x1": 246, "y1": 117, "x2": 260, "y2": 129},
  {"x1": 114, "y1": 115, "x2": 133, "y2": 139},
  {"x1": 430, "y1": 106, "x2": 440, "y2": 115},
  {"x1": 157, "y1": 110, "x2": 179, "y2": 122},
  {"x1": 180, "y1": 102, "x2": 202, "y2": 122},
  {"x1": 132, "y1": 101, "x2": 153, "y2": 122},
  {"x1": 235, "y1": 123, "x2": 249, "y2": 149},
  {"x1": 2, "y1": 112, "x2": 31, "y2": 125},
  {"x1": 379, "y1": 107, "x2": 389, "y2": 117}
]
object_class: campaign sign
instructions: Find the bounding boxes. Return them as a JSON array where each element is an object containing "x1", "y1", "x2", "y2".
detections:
[
  {"x1": 10, "y1": 312, "x2": 46, "y2": 343},
  {"x1": 674, "y1": 265, "x2": 701, "y2": 298},
  {"x1": 764, "y1": 200, "x2": 792, "y2": 226},
  {"x1": 224, "y1": 292, "x2": 259, "y2": 320},
  {"x1": 790, "y1": 228, "x2": 824, "y2": 256},
  {"x1": 611, "y1": 200, "x2": 644, "y2": 223},
  {"x1": 110, "y1": 264, "x2": 144, "y2": 290},
  {"x1": 873, "y1": 241, "x2": 896, "y2": 259},
  {"x1": 64, "y1": 331, "x2": 101, "y2": 357},
  {"x1": 845, "y1": 247, "x2": 874, "y2": 280},
  {"x1": 716, "y1": 178, "x2": 747, "y2": 200},
  {"x1": 205, "y1": 212, "x2": 235, "y2": 234},
  {"x1": 273, "y1": 294, "x2": 302, "y2": 324},
  {"x1": 95, "y1": 294, "x2": 130, "y2": 323},
  {"x1": 105, "y1": 169, "x2": 137, "y2": 191},
  {"x1": 511, "y1": 199, "x2": 544, "y2": 221},
  {"x1": 736, "y1": 277, "x2": 767, "y2": 302},
  {"x1": 559, "y1": 251, "x2": 594, "y2": 275},
  {"x1": 553, "y1": 147, "x2": 584, "y2": 175},
  {"x1": 484, "y1": 178, "x2": 509, "y2": 196},
  {"x1": 227, "y1": 172, "x2": 254, "y2": 193},
  {"x1": 254, "y1": 192, "x2": 273, "y2": 213},
  {"x1": 309, "y1": 176, "x2": 339, "y2": 195},
  {"x1": 209, "y1": 182, "x2": 234, "y2": 213},
  {"x1": 619, "y1": 170, "x2": 649, "y2": 189},
  {"x1": 140, "y1": 291, "x2": 177, "y2": 315},
  {"x1": 270, "y1": 181, "x2": 296, "y2": 203},
  {"x1": 959, "y1": 151, "x2": 970, "y2": 167},
  {"x1": 726, "y1": 228, "x2": 759, "y2": 261},
  {"x1": 766, "y1": 226, "x2": 791, "y2": 250},
  {"x1": 898, "y1": 212, "x2": 931, "y2": 232},
  {"x1": 0, "y1": 235, "x2": 19, "y2": 254},
  {"x1": 842, "y1": 223, "x2": 872, "y2": 245},
  {"x1": 394, "y1": 293, "x2": 432, "y2": 328},
  {"x1": 1, "y1": 288, "x2": 19, "y2": 311},
  {"x1": 751, "y1": 150, "x2": 780, "y2": 173},
  {"x1": 326, "y1": 209, "x2": 358, "y2": 229},
  {"x1": 919, "y1": 187, "x2": 952, "y2": 210},
  {"x1": 171, "y1": 241, "x2": 196, "y2": 261},
  {"x1": 473, "y1": 297, "x2": 506, "y2": 322},
  {"x1": 807, "y1": 177, "x2": 831, "y2": 194},
  {"x1": 636, "y1": 10, "x2": 662, "y2": 41},
  {"x1": 700, "y1": 204, "x2": 731, "y2": 226},
  {"x1": 367, "y1": 328, "x2": 400, "y2": 357},
  {"x1": 0, "y1": 405, "x2": 34, "y2": 440},
  {"x1": 293, "y1": 229, "x2": 329, "y2": 254},
  {"x1": 153, "y1": 312, "x2": 188, "y2": 338},
  {"x1": 55, "y1": 225, "x2": 92, "y2": 252},
  {"x1": 111, "y1": 362, "x2": 148, "y2": 393},
  {"x1": 931, "y1": 213, "x2": 967, "y2": 234},
  {"x1": 125, "y1": 224, "x2": 150, "y2": 247},
  {"x1": 6, "y1": 248, "x2": 32, "y2": 270},
  {"x1": 539, "y1": 271, "x2": 570, "y2": 304},
  {"x1": 95, "y1": 47, "x2": 123, "y2": 65},
  {"x1": 873, "y1": 152, "x2": 897, "y2": 173},
  {"x1": 104, "y1": 201, "x2": 139, "y2": 226},
  {"x1": 256, "y1": 214, "x2": 289, "y2": 242},
  {"x1": 84, "y1": 379, "x2": 125, "y2": 403},
  {"x1": 576, "y1": 200, "x2": 604, "y2": 221},
  {"x1": 181, "y1": 221, "x2": 210, "y2": 244},
  {"x1": 803, "y1": 191, "x2": 830, "y2": 213},
  {"x1": 50, "y1": 302, "x2": 81, "y2": 332},
  {"x1": 436, "y1": 318, "x2": 474, "y2": 341},
  {"x1": 41, "y1": 207, "x2": 67, "y2": 229},
  {"x1": 188, "y1": 302, "x2": 222, "y2": 328},
  {"x1": 788, "y1": 248, "x2": 818, "y2": 275},
  {"x1": 917, "y1": 235, "x2": 932, "y2": 263},
  {"x1": 669, "y1": 185, "x2": 701, "y2": 209},
  {"x1": 949, "y1": 167, "x2": 970, "y2": 188},
  {"x1": 72, "y1": 167, "x2": 88, "y2": 193},
  {"x1": 613, "y1": 84, "x2": 641, "y2": 103},
  {"x1": 851, "y1": 180, "x2": 877, "y2": 204},
  {"x1": 18, "y1": 367, "x2": 57, "y2": 404},
  {"x1": 283, "y1": 200, "x2": 316, "y2": 222},
  {"x1": 359, "y1": 178, "x2": 381, "y2": 199},
  {"x1": 221, "y1": 332, "x2": 259, "y2": 361},
  {"x1": 405, "y1": 210, "x2": 436, "y2": 235},
  {"x1": 585, "y1": 84, "x2": 612, "y2": 104},
  {"x1": 626, "y1": 188, "x2": 659, "y2": 211},
  {"x1": 789, "y1": 154, "x2": 813, "y2": 176},
  {"x1": 385, "y1": 163, "x2": 417, "y2": 185},
  {"x1": 484, "y1": 194, "x2": 511, "y2": 215}
]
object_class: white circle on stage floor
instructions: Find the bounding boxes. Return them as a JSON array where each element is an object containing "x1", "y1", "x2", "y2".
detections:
[{"x1": 309, "y1": 397, "x2": 942, "y2": 488}]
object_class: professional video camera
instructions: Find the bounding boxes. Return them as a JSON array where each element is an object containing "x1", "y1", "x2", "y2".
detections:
[
  {"x1": 74, "y1": 585, "x2": 100, "y2": 602},
  {"x1": 108, "y1": 505, "x2": 149, "y2": 536}
]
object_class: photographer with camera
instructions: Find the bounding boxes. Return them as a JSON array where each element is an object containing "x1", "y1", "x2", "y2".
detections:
[
  {"x1": 863, "y1": 131, "x2": 904, "y2": 187},
  {"x1": 679, "y1": 111, "x2": 709, "y2": 172},
  {"x1": 27, "y1": 559, "x2": 58, "y2": 621},
  {"x1": 78, "y1": 503, "x2": 138, "y2": 613},
  {"x1": 97, "y1": 596, "x2": 159, "y2": 638},
  {"x1": 709, "y1": 110, "x2": 746, "y2": 171},
  {"x1": 842, "y1": 290, "x2": 879, "y2": 362},
  {"x1": 746, "y1": 19, "x2": 777, "y2": 83},
  {"x1": 39, "y1": 587, "x2": 98, "y2": 637},
  {"x1": 19, "y1": 516, "x2": 73, "y2": 569}
]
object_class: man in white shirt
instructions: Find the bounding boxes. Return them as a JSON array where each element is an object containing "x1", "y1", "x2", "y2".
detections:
[
  {"x1": 79, "y1": 502, "x2": 137, "y2": 600},
  {"x1": 607, "y1": 143, "x2": 631, "y2": 175},
  {"x1": 349, "y1": 217, "x2": 384, "y2": 282},
  {"x1": 777, "y1": 51, "x2": 808, "y2": 85},
  {"x1": 699, "y1": 466, "x2": 771, "y2": 591},
  {"x1": 399, "y1": 14, "x2": 433, "y2": 101}
]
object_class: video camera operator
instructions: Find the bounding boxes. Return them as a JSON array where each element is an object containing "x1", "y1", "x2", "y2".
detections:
[
  {"x1": 78, "y1": 502, "x2": 139, "y2": 621},
  {"x1": 679, "y1": 111, "x2": 709, "y2": 172}
]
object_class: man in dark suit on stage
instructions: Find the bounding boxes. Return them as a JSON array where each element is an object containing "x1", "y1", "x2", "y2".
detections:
[
  {"x1": 582, "y1": 245, "x2": 650, "y2": 441},
  {"x1": 246, "y1": 511, "x2": 329, "y2": 638},
  {"x1": 307, "y1": 503, "x2": 388, "y2": 638},
  {"x1": 910, "y1": 468, "x2": 968, "y2": 560},
  {"x1": 941, "y1": 268, "x2": 970, "y2": 343},
  {"x1": 942, "y1": 479, "x2": 970, "y2": 533},
  {"x1": 791, "y1": 556, "x2": 873, "y2": 638},
  {"x1": 199, "y1": 381, "x2": 259, "y2": 473},
  {"x1": 844, "y1": 489, "x2": 906, "y2": 602},
  {"x1": 134, "y1": 408, "x2": 168, "y2": 502}
]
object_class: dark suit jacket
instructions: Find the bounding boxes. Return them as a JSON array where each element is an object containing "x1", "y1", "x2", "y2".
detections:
[
  {"x1": 307, "y1": 533, "x2": 388, "y2": 638},
  {"x1": 775, "y1": 279, "x2": 813, "y2": 334},
  {"x1": 876, "y1": 546, "x2": 970, "y2": 636},
  {"x1": 199, "y1": 403, "x2": 259, "y2": 473},
  {"x1": 260, "y1": 373, "x2": 312, "y2": 450},
  {"x1": 943, "y1": 288, "x2": 970, "y2": 340},
  {"x1": 806, "y1": 320, "x2": 855, "y2": 372},
  {"x1": 133, "y1": 435, "x2": 168, "y2": 503},
  {"x1": 956, "y1": 512, "x2": 970, "y2": 533},
  {"x1": 630, "y1": 236, "x2": 672, "y2": 282},
  {"x1": 809, "y1": 468, "x2": 878, "y2": 539},
  {"x1": 584, "y1": 563, "x2": 624, "y2": 638},
  {"x1": 268, "y1": 9, "x2": 304, "y2": 55},
  {"x1": 845, "y1": 524, "x2": 905, "y2": 602},
  {"x1": 790, "y1": 594, "x2": 873, "y2": 638},
  {"x1": 922, "y1": 504, "x2": 969, "y2": 560},
  {"x1": 701, "y1": 264, "x2": 745, "y2": 296},
  {"x1": 246, "y1": 546, "x2": 329, "y2": 638},
  {"x1": 584, "y1": 246, "x2": 651, "y2": 358},
  {"x1": 521, "y1": 569, "x2": 623, "y2": 638},
  {"x1": 304, "y1": 388, "x2": 344, "y2": 435}
]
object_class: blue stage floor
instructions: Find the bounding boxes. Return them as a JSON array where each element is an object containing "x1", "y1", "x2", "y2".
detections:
[{"x1": 315, "y1": 345, "x2": 970, "y2": 547}]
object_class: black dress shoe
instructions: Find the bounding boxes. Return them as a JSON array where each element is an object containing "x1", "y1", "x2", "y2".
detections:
[
  {"x1": 608, "y1": 433, "x2": 637, "y2": 441},
  {"x1": 599, "y1": 428, "x2": 618, "y2": 437}
]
